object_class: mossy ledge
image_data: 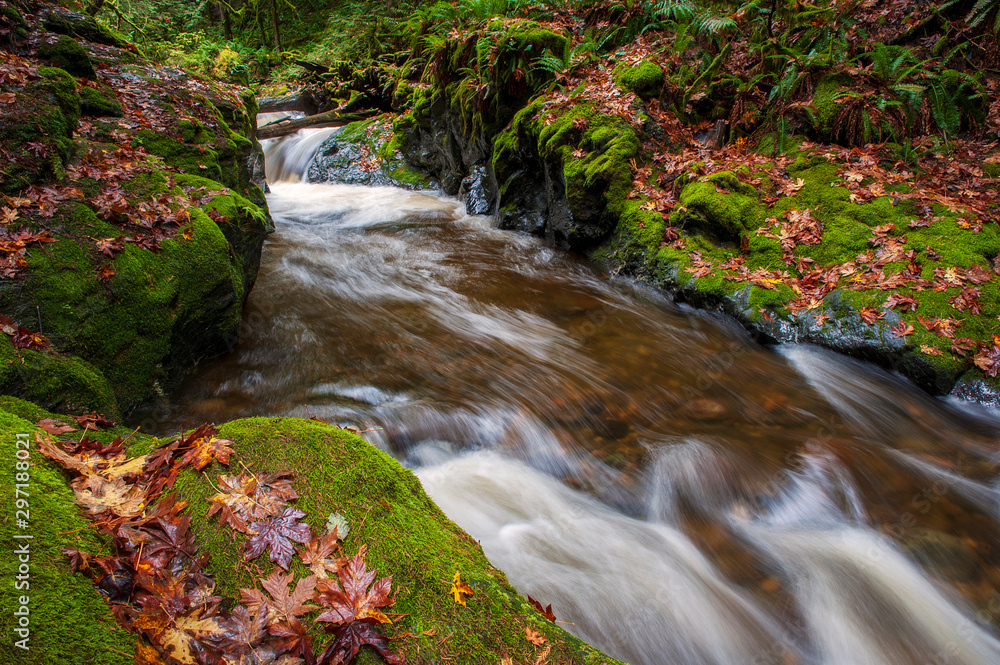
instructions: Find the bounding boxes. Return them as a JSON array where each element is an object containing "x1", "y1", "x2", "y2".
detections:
[
  {"x1": 0, "y1": 397, "x2": 623, "y2": 665},
  {"x1": 0, "y1": 5, "x2": 272, "y2": 415}
]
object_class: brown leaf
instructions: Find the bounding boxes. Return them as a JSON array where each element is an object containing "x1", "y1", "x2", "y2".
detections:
[
  {"x1": 315, "y1": 550, "x2": 394, "y2": 626},
  {"x1": 296, "y1": 531, "x2": 344, "y2": 579},
  {"x1": 36, "y1": 418, "x2": 77, "y2": 435},
  {"x1": 71, "y1": 412, "x2": 115, "y2": 431},
  {"x1": 525, "y1": 627, "x2": 546, "y2": 646},
  {"x1": 527, "y1": 595, "x2": 556, "y2": 622}
]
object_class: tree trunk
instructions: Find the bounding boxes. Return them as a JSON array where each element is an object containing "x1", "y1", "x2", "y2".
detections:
[
  {"x1": 222, "y1": 3, "x2": 232, "y2": 40},
  {"x1": 270, "y1": 0, "x2": 283, "y2": 54},
  {"x1": 87, "y1": 0, "x2": 106, "y2": 16},
  {"x1": 256, "y1": 110, "x2": 377, "y2": 140}
]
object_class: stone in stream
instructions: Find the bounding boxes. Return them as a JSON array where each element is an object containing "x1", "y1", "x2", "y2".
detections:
[{"x1": 681, "y1": 398, "x2": 729, "y2": 421}]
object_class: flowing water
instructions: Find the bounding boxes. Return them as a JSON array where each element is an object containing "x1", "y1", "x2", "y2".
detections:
[{"x1": 146, "y1": 128, "x2": 1000, "y2": 665}]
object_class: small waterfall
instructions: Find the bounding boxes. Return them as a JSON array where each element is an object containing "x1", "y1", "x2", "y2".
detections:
[{"x1": 261, "y1": 125, "x2": 340, "y2": 183}]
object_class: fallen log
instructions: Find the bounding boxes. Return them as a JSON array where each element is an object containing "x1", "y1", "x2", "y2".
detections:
[
  {"x1": 257, "y1": 91, "x2": 318, "y2": 116},
  {"x1": 256, "y1": 110, "x2": 378, "y2": 140}
]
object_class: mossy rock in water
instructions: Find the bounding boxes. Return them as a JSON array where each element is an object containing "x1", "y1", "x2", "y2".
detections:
[
  {"x1": 308, "y1": 116, "x2": 431, "y2": 189},
  {"x1": 79, "y1": 83, "x2": 122, "y2": 117},
  {"x1": 0, "y1": 186, "x2": 265, "y2": 412},
  {"x1": 37, "y1": 34, "x2": 95, "y2": 79},
  {"x1": 0, "y1": 399, "x2": 136, "y2": 665},
  {"x1": 170, "y1": 416, "x2": 623, "y2": 665},
  {"x1": 615, "y1": 60, "x2": 664, "y2": 99},
  {"x1": 0, "y1": 336, "x2": 118, "y2": 417},
  {"x1": 492, "y1": 100, "x2": 641, "y2": 249}
]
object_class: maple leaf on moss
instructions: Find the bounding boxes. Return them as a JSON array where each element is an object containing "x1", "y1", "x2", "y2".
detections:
[
  {"x1": 209, "y1": 471, "x2": 298, "y2": 532},
  {"x1": 242, "y1": 569, "x2": 318, "y2": 626},
  {"x1": 71, "y1": 475, "x2": 146, "y2": 517},
  {"x1": 218, "y1": 605, "x2": 268, "y2": 656},
  {"x1": 155, "y1": 609, "x2": 226, "y2": 665},
  {"x1": 449, "y1": 571, "x2": 474, "y2": 607},
  {"x1": 177, "y1": 424, "x2": 234, "y2": 470},
  {"x1": 315, "y1": 550, "x2": 394, "y2": 626},
  {"x1": 296, "y1": 531, "x2": 344, "y2": 579},
  {"x1": 245, "y1": 507, "x2": 313, "y2": 570},
  {"x1": 71, "y1": 412, "x2": 115, "y2": 431},
  {"x1": 314, "y1": 550, "x2": 401, "y2": 664}
]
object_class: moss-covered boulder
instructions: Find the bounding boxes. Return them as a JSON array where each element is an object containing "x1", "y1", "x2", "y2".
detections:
[
  {"x1": 171, "y1": 416, "x2": 621, "y2": 665},
  {"x1": 40, "y1": 4, "x2": 125, "y2": 48},
  {"x1": 0, "y1": 66, "x2": 80, "y2": 192},
  {"x1": 0, "y1": 336, "x2": 118, "y2": 416},
  {"x1": 0, "y1": 183, "x2": 267, "y2": 412},
  {"x1": 0, "y1": 7, "x2": 272, "y2": 415},
  {"x1": 615, "y1": 60, "x2": 664, "y2": 100},
  {"x1": 0, "y1": 398, "x2": 623, "y2": 665},
  {"x1": 492, "y1": 100, "x2": 641, "y2": 249},
  {"x1": 37, "y1": 34, "x2": 95, "y2": 78},
  {"x1": 79, "y1": 82, "x2": 122, "y2": 117},
  {"x1": 307, "y1": 116, "x2": 431, "y2": 189}
]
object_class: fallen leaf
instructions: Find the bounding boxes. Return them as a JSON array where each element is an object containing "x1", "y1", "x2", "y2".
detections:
[
  {"x1": 527, "y1": 595, "x2": 556, "y2": 622},
  {"x1": 449, "y1": 571, "x2": 474, "y2": 607},
  {"x1": 525, "y1": 626, "x2": 546, "y2": 646},
  {"x1": 36, "y1": 418, "x2": 77, "y2": 435},
  {"x1": 244, "y1": 507, "x2": 313, "y2": 570}
]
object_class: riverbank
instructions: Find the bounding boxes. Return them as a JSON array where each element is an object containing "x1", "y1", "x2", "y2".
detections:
[{"x1": 280, "y1": 2, "x2": 1000, "y2": 407}]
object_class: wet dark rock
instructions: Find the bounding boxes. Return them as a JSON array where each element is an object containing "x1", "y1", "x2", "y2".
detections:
[
  {"x1": 460, "y1": 164, "x2": 492, "y2": 215},
  {"x1": 308, "y1": 130, "x2": 428, "y2": 190},
  {"x1": 41, "y1": 6, "x2": 124, "y2": 47}
]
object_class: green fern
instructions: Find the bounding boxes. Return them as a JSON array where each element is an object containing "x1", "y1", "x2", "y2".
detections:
[{"x1": 968, "y1": 0, "x2": 1000, "y2": 32}]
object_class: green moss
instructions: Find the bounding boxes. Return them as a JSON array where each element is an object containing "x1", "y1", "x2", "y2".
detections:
[
  {"x1": 0, "y1": 406, "x2": 135, "y2": 665},
  {"x1": 811, "y1": 75, "x2": 851, "y2": 138},
  {"x1": 79, "y1": 84, "x2": 123, "y2": 117},
  {"x1": 38, "y1": 67, "x2": 81, "y2": 134},
  {"x1": 673, "y1": 176, "x2": 763, "y2": 242},
  {"x1": 615, "y1": 61, "x2": 664, "y2": 99},
  {"x1": 510, "y1": 27, "x2": 569, "y2": 62},
  {"x1": 0, "y1": 336, "x2": 118, "y2": 417},
  {"x1": 171, "y1": 417, "x2": 621, "y2": 665},
  {"x1": 37, "y1": 35, "x2": 95, "y2": 79},
  {"x1": 0, "y1": 200, "x2": 244, "y2": 411}
]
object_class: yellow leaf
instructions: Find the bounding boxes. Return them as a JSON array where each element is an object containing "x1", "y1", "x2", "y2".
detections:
[{"x1": 450, "y1": 571, "x2": 474, "y2": 606}]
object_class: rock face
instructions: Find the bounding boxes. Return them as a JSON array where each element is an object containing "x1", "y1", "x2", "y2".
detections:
[
  {"x1": 0, "y1": 2, "x2": 272, "y2": 415},
  {"x1": 306, "y1": 117, "x2": 430, "y2": 190}
]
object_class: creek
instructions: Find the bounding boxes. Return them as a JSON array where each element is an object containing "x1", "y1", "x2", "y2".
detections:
[{"x1": 147, "y1": 124, "x2": 1000, "y2": 665}]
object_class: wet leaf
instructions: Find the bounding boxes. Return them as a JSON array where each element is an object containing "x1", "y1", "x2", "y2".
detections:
[
  {"x1": 244, "y1": 507, "x2": 313, "y2": 570},
  {"x1": 36, "y1": 418, "x2": 77, "y2": 435},
  {"x1": 527, "y1": 595, "x2": 556, "y2": 622}
]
